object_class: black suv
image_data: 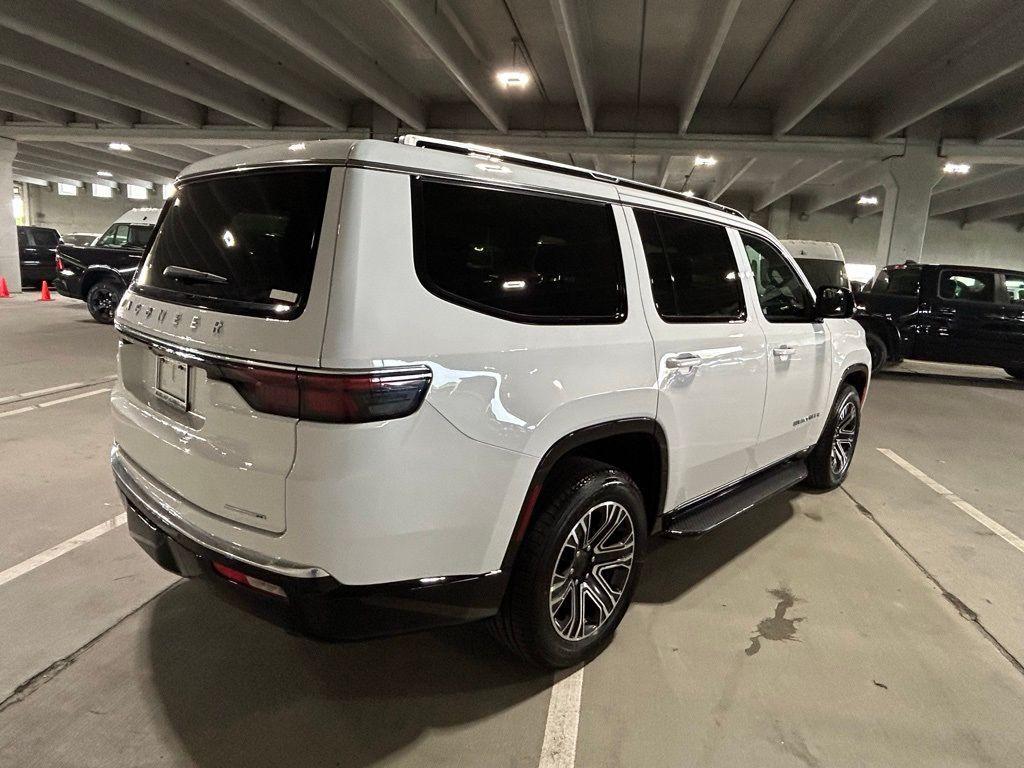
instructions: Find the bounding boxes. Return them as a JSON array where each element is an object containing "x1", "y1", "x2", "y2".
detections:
[
  {"x1": 55, "y1": 218, "x2": 155, "y2": 323},
  {"x1": 17, "y1": 225, "x2": 61, "y2": 287},
  {"x1": 855, "y1": 262, "x2": 1024, "y2": 380}
]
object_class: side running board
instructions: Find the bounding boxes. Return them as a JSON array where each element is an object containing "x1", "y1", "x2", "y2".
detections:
[{"x1": 661, "y1": 460, "x2": 808, "y2": 537}]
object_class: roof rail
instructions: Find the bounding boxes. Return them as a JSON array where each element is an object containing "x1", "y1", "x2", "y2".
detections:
[{"x1": 397, "y1": 134, "x2": 746, "y2": 219}]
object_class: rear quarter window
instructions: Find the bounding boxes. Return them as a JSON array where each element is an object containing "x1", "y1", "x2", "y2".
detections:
[
  {"x1": 411, "y1": 178, "x2": 626, "y2": 324},
  {"x1": 134, "y1": 168, "x2": 331, "y2": 319}
]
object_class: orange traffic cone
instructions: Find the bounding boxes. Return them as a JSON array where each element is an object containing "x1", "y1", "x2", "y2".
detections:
[
  {"x1": 38, "y1": 281, "x2": 53, "y2": 301},
  {"x1": 0, "y1": 276, "x2": 9, "y2": 298}
]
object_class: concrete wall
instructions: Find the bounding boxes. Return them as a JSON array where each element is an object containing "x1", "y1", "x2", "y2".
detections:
[
  {"x1": 24, "y1": 184, "x2": 153, "y2": 237},
  {"x1": 758, "y1": 206, "x2": 1024, "y2": 271}
]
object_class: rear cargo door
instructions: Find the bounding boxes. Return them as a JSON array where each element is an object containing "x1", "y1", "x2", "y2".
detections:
[{"x1": 112, "y1": 167, "x2": 343, "y2": 533}]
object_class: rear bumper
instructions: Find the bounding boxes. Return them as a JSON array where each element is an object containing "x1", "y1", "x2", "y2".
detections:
[
  {"x1": 20, "y1": 262, "x2": 57, "y2": 284},
  {"x1": 55, "y1": 272, "x2": 83, "y2": 299},
  {"x1": 111, "y1": 445, "x2": 507, "y2": 640}
]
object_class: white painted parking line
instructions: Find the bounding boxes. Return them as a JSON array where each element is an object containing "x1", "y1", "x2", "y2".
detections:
[
  {"x1": 0, "y1": 513, "x2": 127, "y2": 589},
  {"x1": 16, "y1": 382, "x2": 85, "y2": 399},
  {"x1": 539, "y1": 664, "x2": 584, "y2": 768},
  {"x1": 37, "y1": 388, "x2": 112, "y2": 408},
  {"x1": 0, "y1": 375, "x2": 115, "y2": 405},
  {"x1": 879, "y1": 448, "x2": 1024, "y2": 555},
  {"x1": 0, "y1": 387, "x2": 111, "y2": 419},
  {"x1": 0, "y1": 406, "x2": 35, "y2": 419}
]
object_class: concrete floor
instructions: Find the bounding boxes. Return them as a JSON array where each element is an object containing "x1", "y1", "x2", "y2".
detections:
[{"x1": 2, "y1": 292, "x2": 1023, "y2": 767}]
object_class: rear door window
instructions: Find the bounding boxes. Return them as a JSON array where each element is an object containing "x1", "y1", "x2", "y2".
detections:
[
  {"x1": 939, "y1": 270, "x2": 996, "y2": 303},
  {"x1": 633, "y1": 208, "x2": 744, "y2": 321},
  {"x1": 411, "y1": 178, "x2": 626, "y2": 323},
  {"x1": 29, "y1": 228, "x2": 60, "y2": 248},
  {"x1": 1004, "y1": 272, "x2": 1024, "y2": 305},
  {"x1": 134, "y1": 168, "x2": 331, "y2": 318}
]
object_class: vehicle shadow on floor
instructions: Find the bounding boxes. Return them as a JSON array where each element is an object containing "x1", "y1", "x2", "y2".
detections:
[
  {"x1": 144, "y1": 495, "x2": 795, "y2": 767},
  {"x1": 874, "y1": 368, "x2": 1022, "y2": 391}
]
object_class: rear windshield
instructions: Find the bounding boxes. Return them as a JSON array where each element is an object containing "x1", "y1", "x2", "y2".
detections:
[
  {"x1": 134, "y1": 168, "x2": 331, "y2": 318},
  {"x1": 795, "y1": 258, "x2": 849, "y2": 291},
  {"x1": 29, "y1": 228, "x2": 60, "y2": 248}
]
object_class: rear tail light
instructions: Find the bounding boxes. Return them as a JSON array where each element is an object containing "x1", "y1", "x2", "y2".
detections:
[
  {"x1": 55, "y1": 256, "x2": 63, "y2": 270},
  {"x1": 209, "y1": 363, "x2": 432, "y2": 423}
]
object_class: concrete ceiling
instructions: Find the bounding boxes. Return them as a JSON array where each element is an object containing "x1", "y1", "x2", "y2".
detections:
[{"x1": 3, "y1": 0, "x2": 1024, "y2": 225}]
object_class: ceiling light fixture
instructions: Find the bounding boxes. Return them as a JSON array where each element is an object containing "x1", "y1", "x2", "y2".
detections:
[
  {"x1": 694, "y1": 156, "x2": 717, "y2": 167},
  {"x1": 108, "y1": 142, "x2": 131, "y2": 151},
  {"x1": 857, "y1": 195, "x2": 879, "y2": 205},
  {"x1": 943, "y1": 162, "x2": 971, "y2": 175},
  {"x1": 288, "y1": 142, "x2": 306, "y2": 151},
  {"x1": 96, "y1": 170, "x2": 113, "y2": 177},
  {"x1": 497, "y1": 38, "x2": 530, "y2": 88},
  {"x1": 682, "y1": 190, "x2": 696, "y2": 198}
]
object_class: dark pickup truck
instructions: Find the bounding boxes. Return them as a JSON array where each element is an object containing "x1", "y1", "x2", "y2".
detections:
[
  {"x1": 855, "y1": 262, "x2": 1024, "y2": 380},
  {"x1": 55, "y1": 212, "x2": 158, "y2": 323}
]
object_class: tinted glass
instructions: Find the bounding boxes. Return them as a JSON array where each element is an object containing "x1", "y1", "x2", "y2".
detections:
[
  {"x1": 795, "y1": 258, "x2": 849, "y2": 291},
  {"x1": 871, "y1": 266, "x2": 921, "y2": 296},
  {"x1": 135, "y1": 169, "x2": 331, "y2": 318},
  {"x1": 741, "y1": 234, "x2": 813, "y2": 322},
  {"x1": 28, "y1": 228, "x2": 60, "y2": 247},
  {"x1": 412, "y1": 179, "x2": 625, "y2": 323},
  {"x1": 127, "y1": 225, "x2": 153, "y2": 248},
  {"x1": 634, "y1": 209, "x2": 744, "y2": 321},
  {"x1": 939, "y1": 270, "x2": 995, "y2": 303},
  {"x1": 1005, "y1": 273, "x2": 1024, "y2": 305},
  {"x1": 17, "y1": 229, "x2": 27, "y2": 248}
]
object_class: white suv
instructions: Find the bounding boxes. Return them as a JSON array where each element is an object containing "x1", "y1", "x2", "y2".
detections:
[{"x1": 111, "y1": 137, "x2": 870, "y2": 668}]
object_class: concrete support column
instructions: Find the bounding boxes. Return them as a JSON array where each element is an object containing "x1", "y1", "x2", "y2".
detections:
[
  {"x1": 875, "y1": 121, "x2": 943, "y2": 265},
  {"x1": 0, "y1": 138, "x2": 19, "y2": 293},
  {"x1": 767, "y1": 196, "x2": 792, "y2": 239}
]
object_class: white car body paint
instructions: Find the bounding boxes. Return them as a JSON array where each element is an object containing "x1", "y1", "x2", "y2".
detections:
[{"x1": 111, "y1": 138, "x2": 870, "y2": 586}]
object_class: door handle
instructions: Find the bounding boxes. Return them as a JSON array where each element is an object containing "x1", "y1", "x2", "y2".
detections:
[
  {"x1": 665, "y1": 353, "x2": 702, "y2": 371},
  {"x1": 772, "y1": 344, "x2": 796, "y2": 359}
]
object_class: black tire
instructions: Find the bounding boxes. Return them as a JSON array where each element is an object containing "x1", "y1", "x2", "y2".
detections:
[
  {"x1": 1004, "y1": 367, "x2": 1024, "y2": 381},
  {"x1": 86, "y1": 278, "x2": 123, "y2": 324},
  {"x1": 865, "y1": 331, "x2": 888, "y2": 372},
  {"x1": 805, "y1": 384, "x2": 861, "y2": 490},
  {"x1": 491, "y1": 458, "x2": 647, "y2": 668}
]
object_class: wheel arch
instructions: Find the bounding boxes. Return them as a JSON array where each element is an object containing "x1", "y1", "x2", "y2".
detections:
[
  {"x1": 499, "y1": 418, "x2": 668, "y2": 574},
  {"x1": 80, "y1": 265, "x2": 129, "y2": 298},
  {"x1": 840, "y1": 362, "x2": 870, "y2": 404}
]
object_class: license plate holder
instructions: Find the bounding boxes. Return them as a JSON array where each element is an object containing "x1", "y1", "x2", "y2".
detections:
[{"x1": 154, "y1": 355, "x2": 191, "y2": 411}]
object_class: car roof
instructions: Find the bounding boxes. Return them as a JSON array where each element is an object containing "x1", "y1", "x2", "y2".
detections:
[{"x1": 176, "y1": 136, "x2": 755, "y2": 230}]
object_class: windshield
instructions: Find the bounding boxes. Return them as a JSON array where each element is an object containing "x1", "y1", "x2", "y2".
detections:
[
  {"x1": 795, "y1": 258, "x2": 849, "y2": 291},
  {"x1": 134, "y1": 168, "x2": 331, "y2": 318}
]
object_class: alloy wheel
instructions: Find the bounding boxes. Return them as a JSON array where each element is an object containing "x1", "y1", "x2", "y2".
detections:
[
  {"x1": 830, "y1": 397, "x2": 858, "y2": 476},
  {"x1": 549, "y1": 500, "x2": 635, "y2": 641}
]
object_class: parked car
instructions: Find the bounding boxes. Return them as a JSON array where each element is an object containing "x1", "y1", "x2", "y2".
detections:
[
  {"x1": 60, "y1": 232, "x2": 100, "y2": 246},
  {"x1": 855, "y1": 261, "x2": 1024, "y2": 379},
  {"x1": 110, "y1": 137, "x2": 869, "y2": 668},
  {"x1": 17, "y1": 225, "x2": 61, "y2": 287},
  {"x1": 781, "y1": 240, "x2": 850, "y2": 293},
  {"x1": 54, "y1": 209, "x2": 160, "y2": 322}
]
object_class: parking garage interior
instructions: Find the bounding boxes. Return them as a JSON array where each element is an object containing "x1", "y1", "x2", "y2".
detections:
[{"x1": 3, "y1": 1, "x2": 1024, "y2": 766}]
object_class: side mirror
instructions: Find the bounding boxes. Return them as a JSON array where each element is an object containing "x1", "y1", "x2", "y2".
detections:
[{"x1": 814, "y1": 285, "x2": 854, "y2": 320}]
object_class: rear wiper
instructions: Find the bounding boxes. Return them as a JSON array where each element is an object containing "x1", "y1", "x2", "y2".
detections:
[{"x1": 162, "y1": 266, "x2": 228, "y2": 284}]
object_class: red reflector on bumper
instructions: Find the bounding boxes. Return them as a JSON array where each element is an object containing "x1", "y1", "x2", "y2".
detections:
[{"x1": 212, "y1": 561, "x2": 287, "y2": 598}]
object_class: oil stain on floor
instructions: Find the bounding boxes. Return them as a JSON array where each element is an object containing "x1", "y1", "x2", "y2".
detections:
[{"x1": 745, "y1": 586, "x2": 804, "y2": 656}]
